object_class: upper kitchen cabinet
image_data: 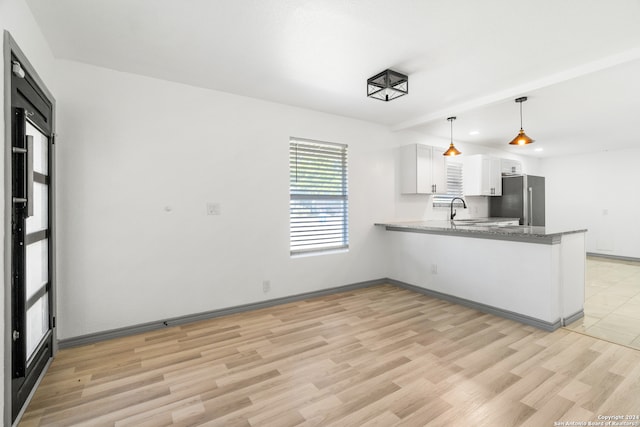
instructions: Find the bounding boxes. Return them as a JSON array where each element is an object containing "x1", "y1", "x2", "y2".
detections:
[
  {"x1": 399, "y1": 144, "x2": 447, "y2": 194},
  {"x1": 463, "y1": 154, "x2": 502, "y2": 196},
  {"x1": 501, "y1": 158, "x2": 522, "y2": 176}
]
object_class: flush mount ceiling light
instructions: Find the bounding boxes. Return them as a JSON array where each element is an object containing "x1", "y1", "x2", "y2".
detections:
[
  {"x1": 367, "y1": 69, "x2": 408, "y2": 101},
  {"x1": 443, "y1": 116, "x2": 462, "y2": 156},
  {"x1": 508, "y1": 96, "x2": 534, "y2": 146}
]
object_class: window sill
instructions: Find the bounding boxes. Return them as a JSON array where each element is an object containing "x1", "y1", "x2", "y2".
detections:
[{"x1": 290, "y1": 248, "x2": 349, "y2": 258}]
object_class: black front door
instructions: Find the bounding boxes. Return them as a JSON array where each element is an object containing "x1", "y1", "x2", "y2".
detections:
[{"x1": 9, "y1": 52, "x2": 55, "y2": 422}]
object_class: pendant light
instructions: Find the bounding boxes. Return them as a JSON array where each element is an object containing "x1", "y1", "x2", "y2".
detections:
[
  {"x1": 508, "y1": 97, "x2": 534, "y2": 145},
  {"x1": 443, "y1": 116, "x2": 462, "y2": 156}
]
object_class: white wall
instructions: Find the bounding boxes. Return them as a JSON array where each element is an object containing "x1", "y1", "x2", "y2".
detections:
[
  {"x1": 54, "y1": 60, "x2": 396, "y2": 339},
  {"x1": 541, "y1": 147, "x2": 640, "y2": 258},
  {"x1": 387, "y1": 231, "x2": 556, "y2": 322},
  {"x1": 390, "y1": 130, "x2": 542, "y2": 221},
  {"x1": 51, "y1": 57, "x2": 547, "y2": 341},
  {"x1": 385, "y1": 227, "x2": 586, "y2": 324},
  {"x1": 1, "y1": 0, "x2": 57, "y2": 422}
]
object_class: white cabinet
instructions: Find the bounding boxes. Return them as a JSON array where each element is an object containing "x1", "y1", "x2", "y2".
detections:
[
  {"x1": 400, "y1": 144, "x2": 447, "y2": 194},
  {"x1": 501, "y1": 158, "x2": 522, "y2": 176},
  {"x1": 463, "y1": 154, "x2": 502, "y2": 196}
]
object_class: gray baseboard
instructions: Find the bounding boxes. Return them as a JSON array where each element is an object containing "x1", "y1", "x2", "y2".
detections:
[
  {"x1": 59, "y1": 275, "x2": 570, "y2": 349},
  {"x1": 562, "y1": 309, "x2": 584, "y2": 326},
  {"x1": 587, "y1": 252, "x2": 640, "y2": 263},
  {"x1": 58, "y1": 279, "x2": 385, "y2": 349},
  {"x1": 386, "y1": 278, "x2": 563, "y2": 332}
]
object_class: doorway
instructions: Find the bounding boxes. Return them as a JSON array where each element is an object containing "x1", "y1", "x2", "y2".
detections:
[{"x1": 4, "y1": 33, "x2": 57, "y2": 423}]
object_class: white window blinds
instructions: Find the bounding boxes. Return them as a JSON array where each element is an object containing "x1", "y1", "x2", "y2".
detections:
[
  {"x1": 289, "y1": 138, "x2": 349, "y2": 255},
  {"x1": 433, "y1": 160, "x2": 464, "y2": 207}
]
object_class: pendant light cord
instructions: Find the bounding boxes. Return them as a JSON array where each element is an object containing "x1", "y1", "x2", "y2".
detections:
[
  {"x1": 520, "y1": 101, "x2": 523, "y2": 130},
  {"x1": 450, "y1": 118, "x2": 453, "y2": 143}
]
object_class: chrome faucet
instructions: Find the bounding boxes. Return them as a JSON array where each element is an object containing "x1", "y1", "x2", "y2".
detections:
[{"x1": 450, "y1": 197, "x2": 468, "y2": 220}]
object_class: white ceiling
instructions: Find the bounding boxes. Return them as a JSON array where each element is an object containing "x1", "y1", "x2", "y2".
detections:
[{"x1": 26, "y1": 0, "x2": 640, "y2": 158}]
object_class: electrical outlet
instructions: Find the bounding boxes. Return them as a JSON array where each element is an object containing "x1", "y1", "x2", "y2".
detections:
[
  {"x1": 262, "y1": 280, "x2": 271, "y2": 293},
  {"x1": 206, "y1": 202, "x2": 221, "y2": 216},
  {"x1": 431, "y1": 264, "x2": 438, "y2": 274}
]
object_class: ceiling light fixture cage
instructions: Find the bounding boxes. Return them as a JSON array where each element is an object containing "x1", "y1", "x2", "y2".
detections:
[
  {"x1": 508, "y1": 96, "x2": 534, "y2": 145},
  {"x1": 443, "y1": 116, "x2": 462, "y2": 156},
  {"x1": 367, "y1": 69, "x2": 408, "y2": 101}
]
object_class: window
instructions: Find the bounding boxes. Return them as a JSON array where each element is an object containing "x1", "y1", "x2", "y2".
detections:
[
  {"x1": 433, "y1": 159, "x2": 464, "y2": 207},
  {"x1": 289, "y1": 138, "x2": 348, "y2": 255}
]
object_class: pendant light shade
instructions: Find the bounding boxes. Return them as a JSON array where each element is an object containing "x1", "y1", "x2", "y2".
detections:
[
  {"x1": 509, "y1": 129, "x2": 534, "y2": 146},
  {"x1": 443, "y1": 116, "x2": 462, "y2": 156},
  {"x1": 509, "y1": 97, "x2": 534, "y2": 145}
]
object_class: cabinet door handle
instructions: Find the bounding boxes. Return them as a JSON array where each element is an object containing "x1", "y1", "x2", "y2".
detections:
[{"x1": 528, "y1": 187, "x2": 533, "y2": 226}]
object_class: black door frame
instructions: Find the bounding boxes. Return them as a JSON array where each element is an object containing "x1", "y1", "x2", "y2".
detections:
[{"x1": 3, "y1": 31, "x2": 57, "y2": 426}]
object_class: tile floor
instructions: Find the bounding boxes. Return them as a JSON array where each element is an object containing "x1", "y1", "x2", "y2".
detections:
[{"x1": 565, "y1": 256, "x2": 640, "y2": 349}]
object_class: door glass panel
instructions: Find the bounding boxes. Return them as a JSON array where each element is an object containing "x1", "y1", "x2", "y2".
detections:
[
  {"x1": 25, "y1": 182, "x2": 48, "y2": 233},
  {"x1": 26, "y1": 121, "x2": 48, "y2": 175},
  {"x1": 26, "y1": 293, "x2": 49, "y2": 363},
  {"x1": 26, "y1": 239, "x2": 48, "y2": 301}
]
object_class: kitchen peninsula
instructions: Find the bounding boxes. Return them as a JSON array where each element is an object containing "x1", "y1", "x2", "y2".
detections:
[{"x1": 376, "y1": 220, "x2": 587, "y2": 331}]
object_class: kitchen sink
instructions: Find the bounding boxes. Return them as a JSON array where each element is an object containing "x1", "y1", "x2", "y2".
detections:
[
  {"x1": 453, "y1": 219, "x2": 521, "y2": 227},
  {"x1": 453, "y1": 219, "x2": 494, "y2": 225}
]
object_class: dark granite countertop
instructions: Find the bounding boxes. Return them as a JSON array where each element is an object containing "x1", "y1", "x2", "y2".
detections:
[{"x1": 375, "y1": 219, "x2": 587, "y2": 244}]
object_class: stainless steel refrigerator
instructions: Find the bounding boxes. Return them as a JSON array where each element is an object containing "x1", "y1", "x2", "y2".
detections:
[{"x1": 489, "y1": 175, "x2": 545, "y2": 226}]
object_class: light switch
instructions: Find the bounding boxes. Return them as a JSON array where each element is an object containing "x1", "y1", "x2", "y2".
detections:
[{"x1": 206, "y1": 203, "x2": 221, "y2": 216}]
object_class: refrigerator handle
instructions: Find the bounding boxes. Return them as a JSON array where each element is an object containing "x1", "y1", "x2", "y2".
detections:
[{"x1": 528, "y1": 187, "x2": 533, "y2": 226}]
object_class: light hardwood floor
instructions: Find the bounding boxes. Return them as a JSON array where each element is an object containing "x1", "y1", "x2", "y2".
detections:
[{"x1": 20, "y1": 285, "x2": 640, "y2": 426}]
